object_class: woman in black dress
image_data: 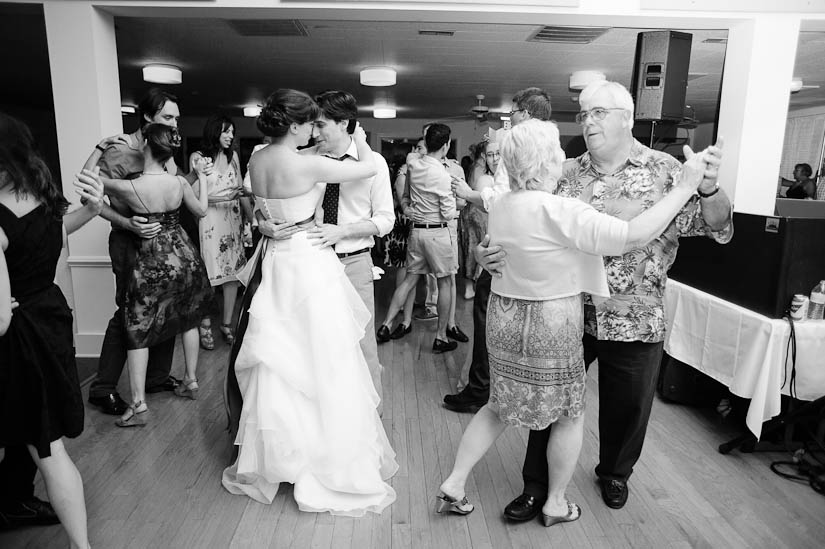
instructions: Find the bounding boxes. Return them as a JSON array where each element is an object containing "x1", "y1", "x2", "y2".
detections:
[
  {"x1": 80, "y1": 124, "x2": 215, "y2": 427},
  {"x1": 0, "y1": 113, "x2": 104, "y2": 549}
]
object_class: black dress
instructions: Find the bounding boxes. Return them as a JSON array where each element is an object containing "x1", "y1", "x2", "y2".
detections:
[
  {"x1": 123, "y1": 210, "x2": 216, "y2": 349},
  {"x1": 0, "y1": 203, "x2": 84, "y2": 458}
]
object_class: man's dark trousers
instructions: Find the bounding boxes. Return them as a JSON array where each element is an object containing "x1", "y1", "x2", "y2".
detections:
[
  {"x1": 0, "y1": 446, "x2": 37, "y2": 510},
  {"x1": 88, "y1": 230, "x2": 174, "y2": 398},
  {"x1": 521, "y1": 334, "x2": 664, "y2": 498},
  {"x1": 463, "y1": 269, "x2": 492, "y2": 402}
]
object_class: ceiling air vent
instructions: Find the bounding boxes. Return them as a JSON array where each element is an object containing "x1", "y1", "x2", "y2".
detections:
[
  {"x1": 529, "y1": 26, "x2": 609, "y2": 44},
  {"x1": 227, "y1": 19, "x2": 308, "y2": 37},
  {"x1": 419, "y1": 29, "x2": 455, "y2": 37}
]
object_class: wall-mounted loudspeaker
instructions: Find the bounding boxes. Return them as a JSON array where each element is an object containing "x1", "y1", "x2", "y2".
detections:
[{"x1": 631, "y1": 31, "x2": 692, "y2": 122}]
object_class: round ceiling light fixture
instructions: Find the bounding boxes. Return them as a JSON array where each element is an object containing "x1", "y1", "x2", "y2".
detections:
[
  {"x1": 360, "y1": 67, "x2": 397, "y2": 87},
  {"x1": 373, "y1": 107, "x2": 397, "y2": 119},
  {"x1": 569, "y1": 70, "x2": 606, "y2": 91},
  {"x1": 120, "y1": 105, "x2": 136, "y2": 114},
  {"x1": 142, "y1": 64, "x2": 182, "y2": 85},
  {"x1": 243, "y1": 106, "x2": 262, "y2": 118}
]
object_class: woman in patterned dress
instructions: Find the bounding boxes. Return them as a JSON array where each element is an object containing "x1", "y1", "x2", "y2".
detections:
[
  {"x1": 436, "y1": 120, "x2": 708, "y2": 525},
  {"x1": 1, "y1": 113, "x2": 105, "y2": 548},
  {"x1": 190, "y1": 115, "x2": 247, "y2": 349},
  {"x1": 86, "y1": 124, "x2": 216, "y2": 427},
  {"x1": 456, "y1": 140, "x2": 498, "y2": 300}
]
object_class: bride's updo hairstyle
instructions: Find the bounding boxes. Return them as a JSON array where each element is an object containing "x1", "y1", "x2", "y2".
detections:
[
  {"x1": 500, "y1": 119, "x2": 565, "y2": 193},
  {"x1": 143, "y1": 123, "x2": 181, "y2": 164},
  {"x1": 257, "y1": 89, "x2": 320, "y2": 138}
]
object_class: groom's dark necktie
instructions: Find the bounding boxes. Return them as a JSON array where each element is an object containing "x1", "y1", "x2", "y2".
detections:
[{"x1": 322, "y1": 153, "x2": 349, "y2": 225}]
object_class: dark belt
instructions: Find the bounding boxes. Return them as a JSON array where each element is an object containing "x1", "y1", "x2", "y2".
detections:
[
  {"x1": 413, "y1": 222, "x2": 448, "y2": 229},
  {"x1": 336, "y1": 247, "x2": 370, "y2": 259}
]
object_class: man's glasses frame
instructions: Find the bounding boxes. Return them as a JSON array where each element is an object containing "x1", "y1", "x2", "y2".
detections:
[
  {"x1": 508, "y1": 108, "x2": 527, "y2": 117},
  {"x1": 575, "y1": 107, "x2": 626, "y2": 124}
]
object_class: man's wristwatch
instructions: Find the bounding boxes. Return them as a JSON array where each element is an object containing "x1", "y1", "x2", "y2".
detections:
[{"x1": 697, "y1": 184, "x2": 720, "y2": 198}]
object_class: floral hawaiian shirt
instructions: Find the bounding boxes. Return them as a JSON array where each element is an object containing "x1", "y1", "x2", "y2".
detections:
[{"x1": 556, "y1": 140, "x2": 733, "y2": 343}]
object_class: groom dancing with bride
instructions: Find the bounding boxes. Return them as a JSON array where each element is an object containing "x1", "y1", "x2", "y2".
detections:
[{"x1": 221, "y1": 89, "x2": 397, "y2": 516}]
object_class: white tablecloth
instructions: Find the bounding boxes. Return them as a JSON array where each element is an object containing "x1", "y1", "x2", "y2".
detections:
[{"x1": 664, "y1": 280, "x2": 825, "y2": 439}]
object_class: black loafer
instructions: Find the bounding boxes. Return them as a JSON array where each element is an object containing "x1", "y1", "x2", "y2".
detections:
[
  {"x1": 376, "y1": 324, "x2": 391, "y2": 343},
  {"x1": 599, "y1": 478, "x2": 628, "y2": 509},
  {"x1": 0, "y1": 496, "x2": 60, "y2": 531},
  {"x1": 446, "y1": 325, "x2": 469, "y2": 342},
  {"x1": 432, "y1": 338, "x2": 458, "y2": 353},
  {"x1": 88, "y1": 392, "x2": 129, "y2": 415},
  {"x1": 146, "y1": 375, "x2": 181, "y2": 394},
  {"x1": 443, "y1": 390, "x2": 486, "y2": 413},
  {"x1": 504, "y1": 493, "x2": 544, "y2": 522},
  {"x1": 390, "y1": 323, "x2": 411, "y2": 340}
]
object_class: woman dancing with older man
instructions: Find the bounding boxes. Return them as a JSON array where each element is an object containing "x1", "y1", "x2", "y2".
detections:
[{"x1": 436, "y1": 119, "x2": 710, "y2": 526}]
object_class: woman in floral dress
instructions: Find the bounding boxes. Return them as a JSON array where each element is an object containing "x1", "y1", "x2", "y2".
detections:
[
  {"x1": 436, "y1": 120, "x2": 708, "y2": 525},
  {"x1": 190, "y1": 115, "x2": 247, "y2": 349}
]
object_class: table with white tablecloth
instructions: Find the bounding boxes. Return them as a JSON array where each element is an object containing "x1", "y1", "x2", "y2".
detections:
[{"x1": 664, "y1": 279, "x2": 825, "y2": 439}]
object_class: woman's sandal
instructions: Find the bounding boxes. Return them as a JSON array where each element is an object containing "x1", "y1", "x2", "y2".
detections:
[
  {"x1": 174, "y1": 378, "x2": 200, "y2": 400},
  {"x1": 199, "y1": 322, "x2": 215, "y2": 351},
  {"x1": 219, "y1": 324, "x2": 235, "y2": 345},
  {"x1": 115, "y1": 401, "x2": 149, "y2": 428},
  {"x1": 435, "y1": 492, "x2": 474, "y2": 515},
  {"x1": 541, "y1": 501, "x2": 582, "y2": 527}
]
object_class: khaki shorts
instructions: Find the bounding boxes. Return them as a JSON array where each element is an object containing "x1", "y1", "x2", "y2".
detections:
[{"x1": 406, "y1": 226, "x2": 457, "y2": 277}]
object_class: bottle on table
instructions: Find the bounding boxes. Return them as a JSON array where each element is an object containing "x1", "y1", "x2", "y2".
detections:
[{"x1": 807, "y1": 280, "x2": 825, "y2": 320}]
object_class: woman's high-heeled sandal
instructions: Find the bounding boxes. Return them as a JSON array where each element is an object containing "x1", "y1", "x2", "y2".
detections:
[
  {"x1": 435, "y1": 492, "x2": 474, "y2": 515},
  {"x1": 174, "y1": 378, "x2": 199, "y2": 400},
  {"x1": 115, "y1": 401, "x2": 149, "y2": 428},
  {"x1": 199, "y1": 321, "x2": 215, "y2": 351},
  {"x1": 219, "y1": 324, "x2": 235, "y2": 345}
]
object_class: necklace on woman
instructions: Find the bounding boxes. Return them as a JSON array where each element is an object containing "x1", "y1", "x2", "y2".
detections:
[{"x1": 141, "y1": 171, "x2": 166, "y2": 175}]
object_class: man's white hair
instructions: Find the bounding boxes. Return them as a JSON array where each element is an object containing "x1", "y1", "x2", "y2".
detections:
[{"x1": 579, "y1": 80, "x2": 635, "y2": 129}]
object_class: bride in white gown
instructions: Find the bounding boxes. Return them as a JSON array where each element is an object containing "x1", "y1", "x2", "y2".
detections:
[{"x1": 221, "y1": 89, "x2": 397, "y2": 516}]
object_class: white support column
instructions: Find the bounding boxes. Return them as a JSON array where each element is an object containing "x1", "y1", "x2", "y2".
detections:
[
  {"x1": 716, "y1": 17, "x2": 800, "y2": 215},
  {"x1": 44, "y1": 1, "x2": 121, "y2": 356}
]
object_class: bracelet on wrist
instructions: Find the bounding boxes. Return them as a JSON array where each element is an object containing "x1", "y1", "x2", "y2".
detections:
[
  {"x1": 95, "y1": 144, "x2": 106, "y2": 153},
  {"x1": 697, "y1": 184, "x2": 720, "y2": 199}
]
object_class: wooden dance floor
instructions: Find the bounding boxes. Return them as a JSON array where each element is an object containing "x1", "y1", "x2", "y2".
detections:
[{"x1": 3, "y1": 267, "x2": 824, "y2": 548}]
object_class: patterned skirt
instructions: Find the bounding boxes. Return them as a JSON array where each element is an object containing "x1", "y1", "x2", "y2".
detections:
[
  {"x1": 382, "y1": 209, "x2": 412, "y2": 268},
  {"x1": 486, "y1": 292, "x2": 586, "y2": 430}
]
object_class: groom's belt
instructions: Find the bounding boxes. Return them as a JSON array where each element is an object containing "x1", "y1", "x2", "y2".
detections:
[
  {"x1": 336, "y1": 247, "x2": 370, "y2": 259},
  {"x1": 412, "y1": 222, "x2": 448, "y2": 229}
]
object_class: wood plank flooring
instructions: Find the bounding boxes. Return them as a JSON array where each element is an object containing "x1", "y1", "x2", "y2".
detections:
[{"x1": 3, "y1": 269, "x2": 824, "y2": 548}]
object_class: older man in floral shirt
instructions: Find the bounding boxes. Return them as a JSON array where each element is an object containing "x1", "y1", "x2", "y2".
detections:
[{"x1": 490, "y1": 80, "x2": 732, "y2": 521}]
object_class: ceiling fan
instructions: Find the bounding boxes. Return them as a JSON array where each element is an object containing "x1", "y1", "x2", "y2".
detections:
[
  {"x1": 444, "y1": 94, "x2": 503, "y2": 122},
  {"x1": 791, "y1": 78, "x2": 820, "y2": 94}
]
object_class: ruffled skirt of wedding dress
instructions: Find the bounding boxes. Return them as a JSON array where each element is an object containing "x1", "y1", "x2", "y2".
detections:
[{"x1": 221, "y1": 232, "x2": 397, "y2": 516}]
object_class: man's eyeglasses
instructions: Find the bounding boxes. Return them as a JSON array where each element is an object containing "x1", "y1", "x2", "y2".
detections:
[
  {"x1": 575, "y1": 107, "x2": 625, "y2": 124},
  {"x1": 508, "y1": 108, "x2": 527, "y2": 117}
]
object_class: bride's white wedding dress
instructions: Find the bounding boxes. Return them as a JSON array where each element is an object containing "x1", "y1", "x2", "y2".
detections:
[{"x1": 221, "y1": 184, "x2": 397, "y2": 516}]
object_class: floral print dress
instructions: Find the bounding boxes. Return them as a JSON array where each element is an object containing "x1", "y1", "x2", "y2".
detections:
[{"x1": 199, "y1": 159, "x2": 247, "y2": 286}]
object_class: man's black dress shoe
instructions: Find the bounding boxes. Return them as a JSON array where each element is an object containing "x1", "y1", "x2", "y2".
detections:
[
  {"x1": 146, "y1": 375, "x2": 181, "y2": 394},
  {"x1": 599, "y1": 478, "x2": 628, "y2": 509},
  {"x1": 88, "y1": 392, "x2": 128, "y2": 415},
  {"x1": 432, "y1": 338, "x2": 458, "y2": 353},
  {"x1": 504, "y1": 493, "x2": 544, "y2": 522},
  {"x1": 446, "y1": 325, "x2": 469, "y2": 342},
  {"x1": 0, "y1": 496, "x2": 60, "y2": 531},
  {"x1": 443, "y1": 390, "x2": 486, "y2": 413},
  {"x1": 390, "y1": 323, "x2": 411, "y2": 340},
  {"x1": 376, "y1": 324, "x2": 391, "y2": 343}
]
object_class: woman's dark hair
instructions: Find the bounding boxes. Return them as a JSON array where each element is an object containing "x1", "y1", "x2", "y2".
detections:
[
  {"x1": 143, "y1": 123, "x2": 181, "y2": 165},
  {"x1": 0, "y1": 112, "x2": 68, "y2": 219},
  {"x1": 200, "y1": 114, "x2": 235, "y2": 162},
  {"x1": 138, "y1": 88, "x2": 178, "y2": 129},
  {"x1": 795, "y1": 163, "x2": 813, "y2": 177},
  {"x1": 257, "y1": 89, "x2": 319, "y2": 138}
]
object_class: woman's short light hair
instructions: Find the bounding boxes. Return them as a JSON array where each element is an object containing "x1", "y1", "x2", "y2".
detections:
[
  {"x1": 500, "y1": 119, "x2": 565, "y2": 192},
  {"x1": 579, "y1": 80, "x2": 635, "y2": 127}
]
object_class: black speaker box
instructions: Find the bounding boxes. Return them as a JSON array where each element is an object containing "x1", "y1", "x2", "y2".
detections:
[
  {"x1": 668, "y1": 212, "x2": 825, "y2": 318},
  {"x1": 631, "y1": 31, "x2": 692, "y2": 122},
  {"x1": 657, "y1": 353, "x2": 725, "y2": 406}
]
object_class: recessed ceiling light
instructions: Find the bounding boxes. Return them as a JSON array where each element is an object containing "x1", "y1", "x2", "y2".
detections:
[
  {"x1": 243, "y1": 106, "x2": 261, "y2": 118},
  {"x1": 142, "y1": 64, "x2": 182, "y2": 84},
  {"x1": 120, "y1": 105, "x2": 136, "y2": 114},
  {"x1": 373, "y1": 108, "x2": 396, "y2": 119}
]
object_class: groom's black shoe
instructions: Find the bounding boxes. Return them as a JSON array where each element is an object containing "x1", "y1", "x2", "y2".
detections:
[
  {"x1": 504, "y1": 493, "x2": 544, "y2": 522},
  {"x1": 432, "y1": 338, "x2": 457, "y2": 353},
  {"x1": 376, "y1": 324, "x2": 391, "y2": 343},
  {"x1": 443, "y1": 388, "x2": 486, "y2": 413},
  {"x1": 88, "y1": 392, "x2": 128, "y2": 416},
  {"x1": 390, "y1": 323, "x2": 411, "y2": 340}
]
